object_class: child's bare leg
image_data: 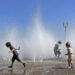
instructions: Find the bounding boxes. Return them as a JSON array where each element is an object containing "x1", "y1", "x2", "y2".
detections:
[
  {"x1": 57, "y1": 53, "x2": 60, "y2": 58},
  {"x1": 20, "y1": 60, "x2": 25, "y2": 67},
  {"x1": 11, "y1": 61, "x2": 14, "y2": 66},
  {"x1": 70, "y1": 61, "x2": 73, "y2": 69},
  {"x1": 20, "y1": 60, "x2": 24, "y2": 64},
  {"x1": 59, "y1": 54, "x2": 60, "y2": 57},
  {"x1": 68, "y1": 60, "x2": 70, "y2": 67},
  {"x1": 17, "y1": 58, "x2": 25, "y2": 67},
  {"x1": 16, "y1": 56, "x2": 26, "y2": 68},
  {"x1": 9, "y1": 56, "x2": 16, "y2": 68},
  {"x1": 8, "y1": 61, "x2": 14, "y2": 68}
]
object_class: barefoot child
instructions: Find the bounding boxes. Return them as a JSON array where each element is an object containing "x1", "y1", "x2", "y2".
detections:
[
  {"x1": 65, "y1": 42, "x2": 73, "y2": 69},
  {"x1": 54, "y1": 41, "x2": 62, "y2": 58},
  {"x1": 6, "y1": 42, "x2": 25, "y2": 68}
]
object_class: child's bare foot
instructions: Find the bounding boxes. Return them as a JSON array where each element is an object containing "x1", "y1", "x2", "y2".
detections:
[
  {"x1": 71, "y1": 66, "x2": 73, "y2": 69},
  {"x1": 23, "y1": 63, "x2": 26, "y2": 68},
  {"x1": 68, "y1": 66, "x2": 71, "y2": 69}
]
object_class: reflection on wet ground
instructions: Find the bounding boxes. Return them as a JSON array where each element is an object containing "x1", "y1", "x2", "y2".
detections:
[{"x1": 0, "y1": 61, "x2": 75, "y2": 75}]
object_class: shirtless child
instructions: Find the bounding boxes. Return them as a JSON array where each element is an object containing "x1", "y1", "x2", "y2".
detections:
[
  {"x1": 65, "y1": 42, "x2": 73, "y2": 69},
  {"x1": 54, "y1": 41, "x2": 62, "y2": 58}
]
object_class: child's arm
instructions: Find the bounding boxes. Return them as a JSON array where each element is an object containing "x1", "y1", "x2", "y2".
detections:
[{"x1": 14, "y1": 46, "x2": 20, "y2": 50}]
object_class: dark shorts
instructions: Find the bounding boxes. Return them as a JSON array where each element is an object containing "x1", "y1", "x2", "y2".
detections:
[{"x1": 12, "y1": 55, "x2": 21, "y2": 62}]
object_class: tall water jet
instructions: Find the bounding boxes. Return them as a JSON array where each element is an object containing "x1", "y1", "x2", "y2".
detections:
[{"x1": 22, "y1": 12, "x2": 56, "y2": 61}]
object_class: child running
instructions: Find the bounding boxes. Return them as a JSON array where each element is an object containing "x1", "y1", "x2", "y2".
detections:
[
  {"x1": 6, "y1": 42, "x2": 25, "y2": 68},
  {"x1": 65, "y1": 42, "x2": 73, "y2": 69}
]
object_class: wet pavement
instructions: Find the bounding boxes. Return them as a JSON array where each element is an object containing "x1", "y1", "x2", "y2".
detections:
[{"x1": 0, "y1": 61, "x2": 75, "y2": 75}]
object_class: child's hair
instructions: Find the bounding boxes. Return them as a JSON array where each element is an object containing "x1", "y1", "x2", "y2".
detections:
[
  {"x1": 58, "y1": 41, "x2": 62, "y2": 44},
  {"x1": 6, "y1": 42, "x2": 11, "y2": 47},
  {"x1": 66, "y1": 42, "x2": 71, "y2": 48}
]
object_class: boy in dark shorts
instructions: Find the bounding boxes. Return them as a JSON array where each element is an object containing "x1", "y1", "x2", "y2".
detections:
[{"x1": 6, "y1": 42, "x2": 25, "y2": 68}]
